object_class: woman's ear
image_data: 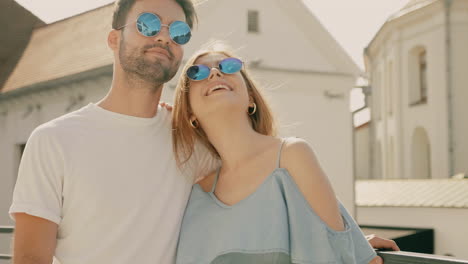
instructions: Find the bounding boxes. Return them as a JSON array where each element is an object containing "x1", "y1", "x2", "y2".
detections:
[{"x1": 189, "y1": 114, "x2": 196, "y2": 122}]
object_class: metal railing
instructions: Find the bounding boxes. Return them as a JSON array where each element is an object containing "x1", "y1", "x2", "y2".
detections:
[
  {"x1": 2, "y1": 226, "x2": 468, "y2": 263},
  {"x1": 378, "y1": 251, "x2": 468, "y2": 264},
  {"x1": 0, "y1": 226, "x2": 13, "y2": 260}
]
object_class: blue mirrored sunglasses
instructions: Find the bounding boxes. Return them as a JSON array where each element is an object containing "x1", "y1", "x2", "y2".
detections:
[
  {"x1": 117, "y1": 12, "x2": 191, "y2": 45},
  {"x1": 186, "y1": 58, "x2": 244, "y2": 81}
]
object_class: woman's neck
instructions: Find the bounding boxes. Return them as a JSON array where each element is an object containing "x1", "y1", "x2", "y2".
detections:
[{"x1": 200, "y1": 112, "x2": 271, "y2": 172}]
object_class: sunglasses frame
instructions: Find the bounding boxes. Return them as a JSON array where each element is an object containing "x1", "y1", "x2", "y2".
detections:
[
  {"x1": 186, "y1": 57, "x2": 244, "y2": 81},
  {"x1": 116, "y1": 12, "x2": 191, "y2": 45}
]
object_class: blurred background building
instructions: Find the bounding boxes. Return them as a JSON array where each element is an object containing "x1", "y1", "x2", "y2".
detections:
[{"x1": 354, "y1": 0, "x2": 468, "y2": 258}]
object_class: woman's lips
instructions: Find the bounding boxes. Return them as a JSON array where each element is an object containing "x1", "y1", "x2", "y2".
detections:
[{"x1": 206, "y1": 84, "x2": 232, "y2": 96}]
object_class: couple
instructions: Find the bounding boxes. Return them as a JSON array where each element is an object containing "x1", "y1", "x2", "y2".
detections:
[{"x1": 9, "y1": 0, "x2": 398, "y2": 263}]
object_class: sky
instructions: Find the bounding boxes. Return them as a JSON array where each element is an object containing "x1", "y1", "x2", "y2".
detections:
[{"x1": 14, "y1": 0, "x2": 410, "y2": 125}]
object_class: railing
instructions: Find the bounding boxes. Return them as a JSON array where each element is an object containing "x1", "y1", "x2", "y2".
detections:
[
  {"x1": 0, "y1": 226, "x2": 13, "y2": 260},
  {"x1": 2, "y1": 226, "x2": 468, "y2": 263},
  {"x1": 378, "y1": 251, "x2": 468, "y2": 264}
]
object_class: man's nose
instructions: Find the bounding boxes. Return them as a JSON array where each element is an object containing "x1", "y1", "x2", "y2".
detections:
[{"x1": 154, "y1": 25, "x2": 171, "y2": 45}]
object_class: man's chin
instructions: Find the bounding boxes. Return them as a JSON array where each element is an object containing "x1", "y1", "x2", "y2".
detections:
[{"x1": 143, "y1": 69, "x2": 177, "y2": 84}]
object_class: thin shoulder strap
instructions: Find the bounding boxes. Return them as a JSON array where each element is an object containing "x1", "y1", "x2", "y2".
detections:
[
  {"x1": 277, "y1": 138, "x2": 288, "y2": 168},
  {"x1": 210, "y1": 166, "x2": 221, "y2": 193}
]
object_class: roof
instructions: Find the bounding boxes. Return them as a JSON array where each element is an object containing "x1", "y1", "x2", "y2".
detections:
[
  {"x1": 388, "y1": 0, "x2": 437, "y2": 21},
  {"x1": 0, "y1": 0, "x2": 44, "y2": 91},
  {"x1": 2, "y1": 0, "x2": 360, "y2": 95},
  {"x1": 301, "y1": 0, "x2": 361, "y2": 75},
  {"x1": 401, "y1": 0, "x2": 435, "y2": 12},
  {"x1": 356, "y1": 179, "x2": 468, "y2": 208},
  {"x1": 365, "y1": 0, "x2": 438, "y2": 55},
  {"x1": 1, "y1": 4, "x2": 114, "y2": 93}
]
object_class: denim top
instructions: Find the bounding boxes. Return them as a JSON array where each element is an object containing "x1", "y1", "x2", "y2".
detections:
[{"x1": 176, "y1": 139, "x2": 377, "y2": 264}]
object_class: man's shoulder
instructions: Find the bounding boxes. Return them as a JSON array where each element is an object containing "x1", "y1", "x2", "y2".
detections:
[{"x1": 31, "y1": 104, "x2": 95, "y2": 139}]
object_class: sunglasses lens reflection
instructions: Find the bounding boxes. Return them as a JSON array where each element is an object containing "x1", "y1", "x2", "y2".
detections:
[
  {"x1": 169, "y1": 21, "x2": 191, "y2": 45},
  {"x1": 137, "y1": 13, "x2": 162, "y2": 37},
  {"x1": 219, "y1": 58, "x2": 243, "y2": 74},
  {"x1": 187, "y1": 65, "x2": 211, "y2": 81}
]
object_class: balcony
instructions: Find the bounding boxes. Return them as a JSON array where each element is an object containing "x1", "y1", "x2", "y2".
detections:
[{"x1": 1, "y1": 226, "x2": 468, "y2": 263}]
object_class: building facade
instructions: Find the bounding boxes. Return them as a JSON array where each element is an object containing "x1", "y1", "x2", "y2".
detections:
[
  {"x1": 362, "y1": 0, "x2": 468, "y2": 180},
  {"x1": 356, "y1": 0, "x2": 468, "y2": 259}
]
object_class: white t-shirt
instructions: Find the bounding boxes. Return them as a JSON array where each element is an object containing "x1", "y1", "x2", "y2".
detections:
[{"x1": 9, "y1": 103, "x2": 215, "y2": 264}]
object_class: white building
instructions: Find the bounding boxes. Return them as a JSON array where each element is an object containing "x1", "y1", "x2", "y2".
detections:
[
  {"x1": 362, "y1": 0, "x2": 468, "y2": 180},
  {"x1": 355, "y1": 0, "x2": 468, "y2": 259},
  {"x1": 0, "y1": 0, "x2": 360, "y2": 239}
]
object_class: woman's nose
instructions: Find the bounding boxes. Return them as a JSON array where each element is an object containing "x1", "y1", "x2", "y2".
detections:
[{"x1": 208, "y1": 68, "x2": 223, "y2": 80}]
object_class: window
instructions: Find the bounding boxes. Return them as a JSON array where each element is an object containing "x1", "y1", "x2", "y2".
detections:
[
  {"x1": 419, "y1": 51, "x2": 427, "y2": 102},
  {"x1": 247, "y1": 10, "x2": 259, "y2": 33},
  {"x1": 411, "y1": 127, "x2": 431, "y2": 179},
  {"x1": 14, "y1": 143, "x2": 26, "y2": 187},
  {"x1": 409, "y1": 47, "x2": 428, "y2": 105},
  {"x1": 19, "y1": 143, "x2": 26, "y2": 158}
]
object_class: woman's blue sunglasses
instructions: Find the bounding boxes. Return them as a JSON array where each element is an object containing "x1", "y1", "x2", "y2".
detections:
[
  {"x1": 186, "y1": 58, "x2": 243, "y2": 81},
  {"x1": 117, "y1": 12, "x2": 191, "y2": 45}
]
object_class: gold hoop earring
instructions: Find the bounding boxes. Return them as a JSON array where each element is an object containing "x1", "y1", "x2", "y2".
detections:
[
  {"x1": 248, "y1": 103, "x2": 257, "y2": 116},
  {"x1": 190, "y1": 118, "x2": 199, "y2": 129}
]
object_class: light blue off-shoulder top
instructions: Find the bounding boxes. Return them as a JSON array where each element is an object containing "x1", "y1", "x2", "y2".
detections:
[{"x1": 176, "y1": 139, "x2": 377, "y2": 264}]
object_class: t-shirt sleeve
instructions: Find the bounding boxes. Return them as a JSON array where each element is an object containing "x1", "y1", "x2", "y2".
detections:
[
  {"x1": 183, "y1": 141, "x2": 219, "y2": 183},
  {"x1": 9, "y1": 126, "x2": 64, "y2": 225}
]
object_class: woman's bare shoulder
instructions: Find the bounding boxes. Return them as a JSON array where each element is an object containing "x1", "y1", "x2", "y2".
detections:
[{"x1": 195, "y1": 170, "x2": 218, "y2": 192}]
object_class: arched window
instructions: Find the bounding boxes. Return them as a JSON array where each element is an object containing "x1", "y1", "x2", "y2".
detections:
[
  {"x1": 408, "y1": 46, "x2": 428, "y2": 105},
  {"x1": 411, "y1": 127, "x2": 431, "y2": 179}
]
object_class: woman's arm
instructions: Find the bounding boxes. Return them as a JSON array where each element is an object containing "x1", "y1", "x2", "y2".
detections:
[{"x1": 281, "y1": 138, "x2": 344, "y2": 232}]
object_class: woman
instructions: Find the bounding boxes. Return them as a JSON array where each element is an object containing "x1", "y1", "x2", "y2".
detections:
[{"x1": 172, "y1": 47, "x2": 380, "y2": 264}]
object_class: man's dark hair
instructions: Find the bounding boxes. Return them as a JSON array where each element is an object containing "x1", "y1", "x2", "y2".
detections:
[{"x1": 112, "y1": 0, "x2": 198, "y2": 30}]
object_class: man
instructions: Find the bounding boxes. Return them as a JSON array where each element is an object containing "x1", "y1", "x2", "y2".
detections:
[
  {"x1": 9, "y1": 0, "x2": 397, "y2": 263},
  {"x1": 10, "y1": 0, "x2": 207, "y2": 263}
]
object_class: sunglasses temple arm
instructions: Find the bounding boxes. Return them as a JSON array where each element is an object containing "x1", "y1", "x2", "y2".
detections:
[{"x1": 116, "y1": 22, "x2": 132, "y2": 30}]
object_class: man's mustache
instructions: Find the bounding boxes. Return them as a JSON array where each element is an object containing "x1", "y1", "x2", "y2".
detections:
[{"x1": 143, "y1": 44, "x2": 174, "y2": 59}]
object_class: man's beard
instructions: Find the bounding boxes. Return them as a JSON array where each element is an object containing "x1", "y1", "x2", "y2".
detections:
[{"x1": 119, "y1": 38, "x2": 180, "y2": 86}]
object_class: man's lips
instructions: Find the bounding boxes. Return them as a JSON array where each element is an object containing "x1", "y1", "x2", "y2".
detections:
[{"x1": 145, "y1": 47, "x2": 171, "y2": 59}]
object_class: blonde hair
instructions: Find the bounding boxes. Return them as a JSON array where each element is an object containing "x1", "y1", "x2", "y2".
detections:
[{"x1": 172, "y1": 48, "x2": 277, "y2": 167}]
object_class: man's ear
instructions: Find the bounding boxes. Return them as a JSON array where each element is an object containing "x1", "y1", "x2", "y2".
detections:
[{"x1": 107, "y1": 30, "x2": 120, "y2": 52}]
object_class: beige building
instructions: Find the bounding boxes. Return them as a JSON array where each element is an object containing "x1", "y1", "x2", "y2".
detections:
[
  {"x1": 355, "y1": 0, "x2": 468, "y2": 259},
  {"x1": 0, "y1": 0, "x2": 361, "y2": 257},
  {"x1": 361, "y1": 0, "x2": 468, "y2": 180}
]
